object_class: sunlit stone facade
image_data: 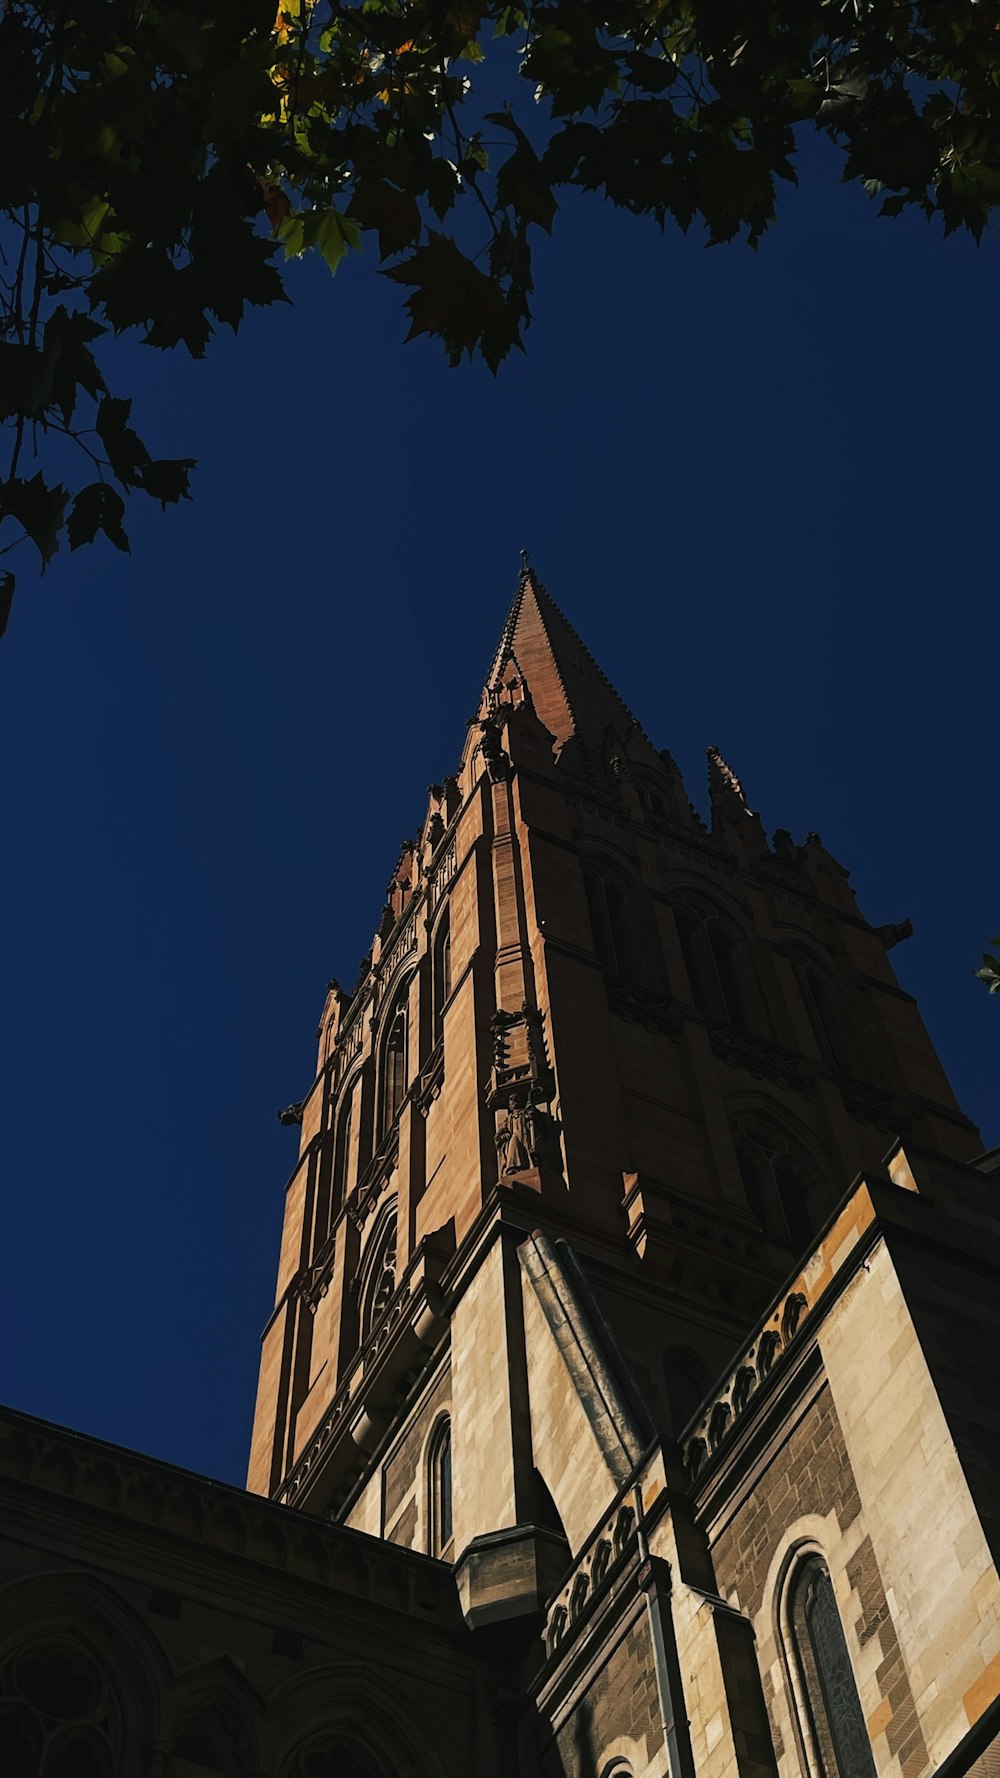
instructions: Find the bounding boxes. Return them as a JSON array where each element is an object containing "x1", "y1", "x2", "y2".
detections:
[{"x1": 2, "y1": 568, "x2": 997, "y2": 1778}]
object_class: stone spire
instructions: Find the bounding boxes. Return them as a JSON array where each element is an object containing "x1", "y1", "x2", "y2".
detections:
[{"x1": 482, "y1": 563, "x2": 658, "y2": 771}]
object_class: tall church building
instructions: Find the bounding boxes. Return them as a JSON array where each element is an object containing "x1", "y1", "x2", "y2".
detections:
[{"x1": 1, "y1": 568, "x2": 997, "y2": 1778}]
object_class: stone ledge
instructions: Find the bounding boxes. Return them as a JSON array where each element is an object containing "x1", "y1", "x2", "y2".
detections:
[{"x1": 454, "y1": 1524, "x2": 570, "y2": 1631}]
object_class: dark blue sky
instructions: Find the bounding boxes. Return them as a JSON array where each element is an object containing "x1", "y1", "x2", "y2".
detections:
[{"x1": 2, "y1": 143, "x2": 997, "y2": 1486}]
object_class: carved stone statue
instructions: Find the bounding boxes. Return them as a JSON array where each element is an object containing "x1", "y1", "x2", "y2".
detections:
[
  {"x1": 479, "y1": 718, "x2": 510, "y2": 783},
  {"x1": 496, "y1": 1089, "x2": 540, "y2": 1175}
]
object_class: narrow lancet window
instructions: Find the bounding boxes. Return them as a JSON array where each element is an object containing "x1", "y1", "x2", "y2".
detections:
[
  {"x1": 433, "y1": 916, "x2": 452, "y2": 1043},
  {"x1": 380, "y1": 995, "x2": 408, "y2": 1135},
  {"x1": 360, "y1": 1208, "x2": 398, "y2": 1343},
  {"x1": 584, "y1": 864, "x2": 644, "y2": 981},
  {"x1": 428, "y1": 1416, "x2": 453, "y2": 1556},
  {"x1": 788, "y1": 1556, "x2": 877, "y2": 1778},
  {"x1": 333, "y1": 1083, "x2": 355, "y2": 1213}
]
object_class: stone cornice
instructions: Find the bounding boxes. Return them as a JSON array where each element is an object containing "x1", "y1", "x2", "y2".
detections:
[{"x1": 0, "y1": 1402, "x2": 459, "y2": 1623}]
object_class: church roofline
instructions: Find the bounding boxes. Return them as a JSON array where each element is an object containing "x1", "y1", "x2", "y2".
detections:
[{"x1": 0, "y1": 1397, "x2": 456, "y2": 1583}]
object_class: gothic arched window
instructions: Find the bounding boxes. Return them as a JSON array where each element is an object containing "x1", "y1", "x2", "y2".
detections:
[
  {"x1": 662, "y1": 1349, "x2": 712, "y2": 1438},
  {"x1": 379, "y1": 990, "x2": 408, "y2": 1136},
  {"x1": 734, "y1": 1119, "x2": 823, "y2": 1253},
  {"x1": 427, "y1": 1415, "x2": 453, "y2": 1556},
  {"x1": 637, "y1": 778, "x2": 667, "y2": 826},
  {"x1": 0, "y1": 1645, "x2": 118, "y2": 1778},
  {"x1": 786, "y1": 1555, "x2": 877, "y2": 1778},
  {"x1": 674, "y1": 895, "x2": 770, "y2": 1037},
  {"x1": 333, "y1": 1078, "x2": 357, "y2": 1214},
  {"x1": 793, "y1": 955, "x2": 861, "y2": 1078},
  {"x1": 584, "y1": 863, "x2": 643, "y2": 981},
  {"x1": 360, "y1": 1207, "x2": 397, "y2": 1343}
]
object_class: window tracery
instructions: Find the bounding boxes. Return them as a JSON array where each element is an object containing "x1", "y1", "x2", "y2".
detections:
[
  {"x1": 379, "y1": 989, "x2": 409, "y2": 1136},
  {"x1": 359, "y1": 1207, "x2": 398, "y2": 1343},
  {"x1": 0, "y1": 1645, "x2": 117, "y2": 1778},
  {"x1": 785, "y1": 1554, "x2": 876, "y2": 1778}
]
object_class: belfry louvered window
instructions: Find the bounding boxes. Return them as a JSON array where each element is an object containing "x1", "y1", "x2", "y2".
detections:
[
  {"x1": 673, "y1": 893, "x2": 770, "y2": 1037},
  {"x1": 734, "y1": 1119, "x2": 822, "y2": 1254},
  {"x1": 584, "y1": 864, "x2": 642, "y2": 981},
  {"x1": 787, "y1": 1555, "x2": 877, "y2": 1778},
  {"x1": 793, "y1": 954, "x2": 862, "y2": 1078}
]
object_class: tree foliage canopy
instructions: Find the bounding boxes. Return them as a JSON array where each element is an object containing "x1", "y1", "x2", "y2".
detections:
[{"x1": 1, "y1": 0, "x2": 997, "y2": 599}]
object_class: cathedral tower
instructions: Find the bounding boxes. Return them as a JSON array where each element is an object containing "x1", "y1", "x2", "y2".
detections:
[
  {"x1": 249, "y1": 563, "x2": 984, "y2": 1543},
  {"x1": 1, "y1": 565, "x2": 996, "y2": 1778}
]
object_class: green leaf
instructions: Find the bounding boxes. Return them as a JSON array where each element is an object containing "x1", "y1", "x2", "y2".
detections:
[
  {"x1": 1, "y1": 474, "x2": 68, "y2": 571},
  {"x1": 0, "y1": 345, "x2": 43, "y2": 423},
  {"x1": 384, "y1": 233, "x2": 523, "y2": 371},
  {"x1": 493, "y1": 5, "x2": 527, "y2": 35},
  {"x1": 314, "y1": 207, "x2": 362, "y2": 275},
  {"x1": 67, "y1": 483, "x2": 131, "y2": 553},
  {"x1": 137, "y1": 458, "x2": 196, "y2": 506},
  {"x1": 189, "y1": 182, "x2": 289, "y2": 329},
  {"x1": 96, "y1": 395, "x2": 151, "y2": 486},
  {"x1": 786, "y1": 77, "x2": 822, "y2": 118},
  {"x1": 695, "y1": 141, "x2": 775, "y2": 246},
  {"x1": 495, "y1": 126, "x2": 558, "y2": 233},
  {"x1": 51, "y1": 195, "x2": 113, "y2": 251},
  {"x1": 425, "y1": 158, "x2": 460, "y2": 222},
  {"x1": 141, "y1": 264, "x2": 215, "y2": 357},
  {"x1": 437, "y1": 0, "x2": 484, "y2": 57},
  {"x1": 348, "y1": 180, "x2": 422, "y2": 259},
  {"x1": 280, "y1": 207, "x2": 361, "y2": 274},
  {"x1": 42, "y1": 307, "x2": 108, "y2": 427},
  {"x1": 622, "y1": 52, "x2": 677, "y2": 95}
]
